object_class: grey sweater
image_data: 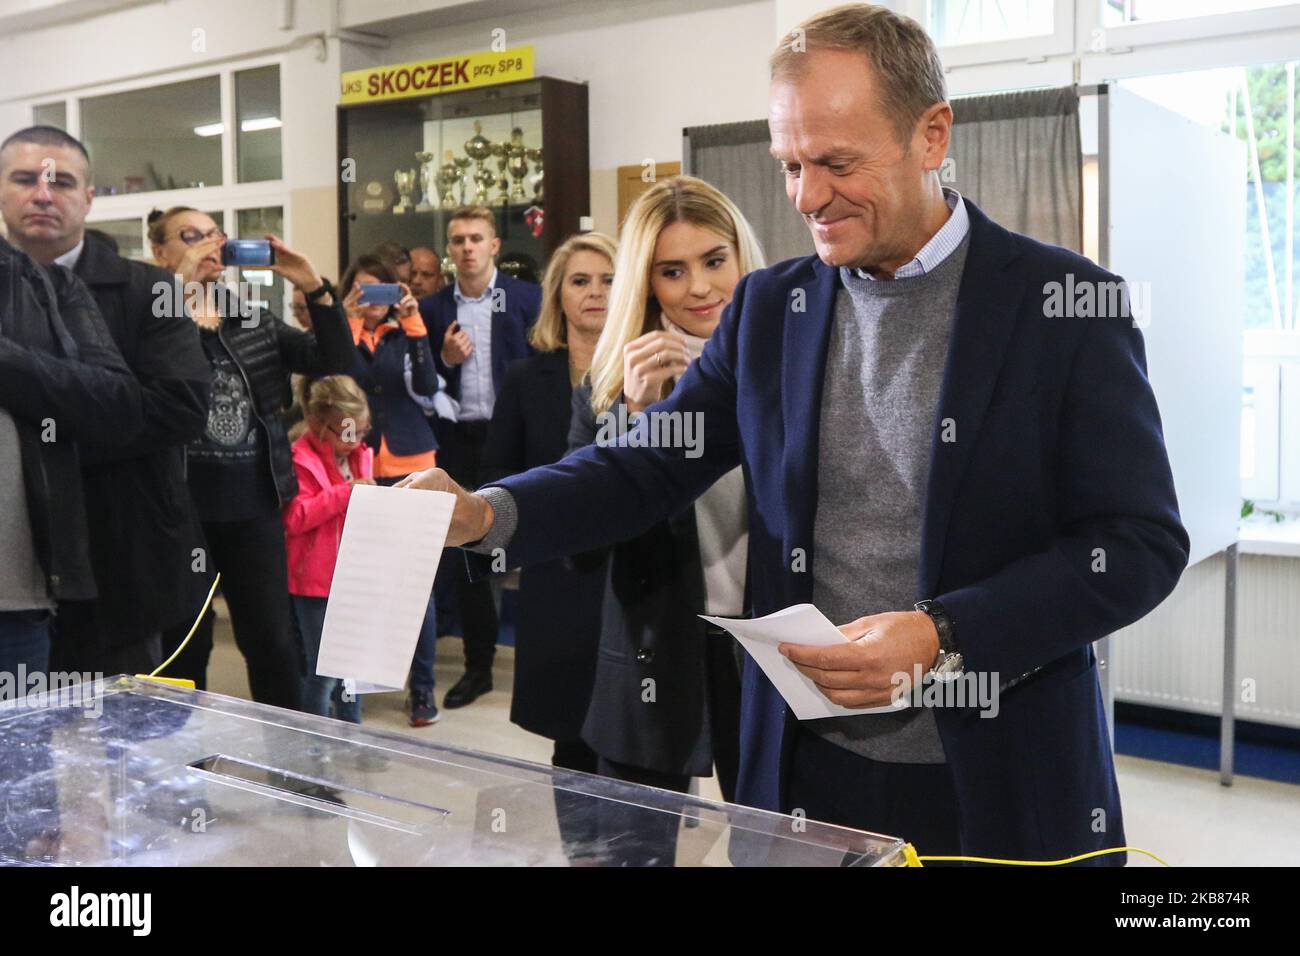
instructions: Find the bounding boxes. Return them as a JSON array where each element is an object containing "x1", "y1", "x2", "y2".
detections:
[{"x1": 807, "y1": 235, "x2": 971, "y2": 763}]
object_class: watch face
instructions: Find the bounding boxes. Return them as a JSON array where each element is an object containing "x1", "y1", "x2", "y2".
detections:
[{"x1": 933, "y1": 653, "x2": 964, "y2": 682}]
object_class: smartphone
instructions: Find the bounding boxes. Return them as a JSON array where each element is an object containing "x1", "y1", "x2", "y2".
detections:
[
  {"x1": 358, "y1": 283, "x2": 402, "y2": 306},
  {"x1": 221, "y1": 239, "x2": 275, "y2": 267}
]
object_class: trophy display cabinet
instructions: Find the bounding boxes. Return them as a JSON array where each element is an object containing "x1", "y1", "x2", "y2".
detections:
[{"x1": 336, "y1": 76, "x2": 590, "y2": 281}]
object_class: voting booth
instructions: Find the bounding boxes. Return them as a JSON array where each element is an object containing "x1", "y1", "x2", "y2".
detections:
[{"x1": 0, "y1": 677, "x2": 907, "y2": 867}]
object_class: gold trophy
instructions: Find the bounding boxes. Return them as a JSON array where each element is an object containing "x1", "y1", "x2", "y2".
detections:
[
  {"x1": 464, "y1": 121, "x2": 496, "y2": 204},
  {"x1": 415, "y1": 152, "x2": 437, "y2": 212},
  {"x1": 506, "y1": 128, "x2": 530, "y2": 202},
  {"x1": 490, "y1": 143, "x2": 512, "y2": 205},
  {"x1": 436, "y1": 150, "x2": 461, "y2": 209},
  {"x1": 393, "y1": 168, "x2": 416, "y2": 214}
]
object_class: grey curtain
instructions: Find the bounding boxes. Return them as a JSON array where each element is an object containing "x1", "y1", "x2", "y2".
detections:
[
  {"x1": 684, "y1": 120, "x2": 814, "y2": 264},
  {"x1": 949, "y1": 86, "x2": 1082, "y2": 252}
]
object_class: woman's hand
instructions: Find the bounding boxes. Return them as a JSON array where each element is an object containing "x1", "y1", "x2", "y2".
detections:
[
  {"x1": 342, "y1": 284, "x2": 363, "y2": 318},
  {"x1": 396, "y1": 283, "x2": 420, "y2": 319},
  {"x1": 622, "y1": 330, "x2": 690, "y2": 414},
  {"x1": 175, "y1": 235, "x2": 224, "y2": 286},
  {"x1": 266, "y1": 234, "x2": 329, "y2": 303}
]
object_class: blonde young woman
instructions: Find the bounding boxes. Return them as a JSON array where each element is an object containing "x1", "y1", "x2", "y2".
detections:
[
  {"x1": 480, "y1": 232, "x2": 616, "y2": 862},
  {"x1": 570, "y1": 177, "x2": 763, "y2": 865}
]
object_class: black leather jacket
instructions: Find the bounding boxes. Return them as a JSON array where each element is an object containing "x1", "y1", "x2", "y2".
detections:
[
  {"x1": 194, "y1": 282, "x2": 354, "y2": 506},
  {"x1": 0, "y1": 235, "x2": 143, "y2": 601}
]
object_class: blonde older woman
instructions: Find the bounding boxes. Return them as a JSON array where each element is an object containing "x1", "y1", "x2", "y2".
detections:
[{"x1": 481, "y1": 231, "x2": 615, "y2": 861}]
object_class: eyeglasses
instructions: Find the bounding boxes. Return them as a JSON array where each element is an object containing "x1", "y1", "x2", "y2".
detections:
[{"x1": 174, "y1": 227, "x2": 226, "y2": 246}]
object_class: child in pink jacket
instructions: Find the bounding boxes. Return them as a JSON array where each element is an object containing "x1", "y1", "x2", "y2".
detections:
[{"x1": 284, "y1": 375, "x2": 374, "y2": 722}]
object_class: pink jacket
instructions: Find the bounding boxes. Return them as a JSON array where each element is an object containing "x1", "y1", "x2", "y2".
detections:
[{"x1": 284, "y1": 430, "x2": 374, "y2": 597}]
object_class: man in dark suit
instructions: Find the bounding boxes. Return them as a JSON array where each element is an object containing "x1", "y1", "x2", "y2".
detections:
[
  {"x1": 0, "y1": 126, "x2": 210, "y2": 675},
  {"x1": 419, "y1": 206, "x2": 541, "y2": 707},
  {"x1": 399, "y1": 4, "x2": 1188, "y2": 864}
]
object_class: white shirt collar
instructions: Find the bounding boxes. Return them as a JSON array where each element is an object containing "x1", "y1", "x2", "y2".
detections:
[
  {"x1": 53, "y1": 237, "x2": 85, "y2": 271},
  {"x1": 858, "y1": 188, "x2": 968, "y2": 281},
  {"x1": 454, "y1": 266, "x2": 498, "y2": 304}
]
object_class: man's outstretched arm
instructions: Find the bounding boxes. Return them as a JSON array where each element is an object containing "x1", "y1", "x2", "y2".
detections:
[{"x1": 397, "y1": 274, "x2": 753, "y2": 565}]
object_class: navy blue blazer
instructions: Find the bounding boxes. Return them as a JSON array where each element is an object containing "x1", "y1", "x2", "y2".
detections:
[
  {"x1": 418, "y1": 271, "x2": 542, "y2": 405},
  {"x1": 482, "y1": 201, "x2": 1189, "y2": 864}
]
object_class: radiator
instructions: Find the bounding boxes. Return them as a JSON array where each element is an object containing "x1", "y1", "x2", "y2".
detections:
[{"x1": 1111, "y1": 551, "x2": 1300, "y2": 730}]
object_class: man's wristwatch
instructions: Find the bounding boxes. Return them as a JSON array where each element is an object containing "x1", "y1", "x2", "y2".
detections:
[{"x1": 915, "y1": 599, "x2": 963, "y2": 680}]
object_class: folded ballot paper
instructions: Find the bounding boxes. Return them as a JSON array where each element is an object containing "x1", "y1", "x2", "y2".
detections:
[
  {"x1": 700, "y1": 604, "x2": 902, "y2": 720},
  {"x1": 318, "y1": 484, "x2": 455, "y2": 694}
]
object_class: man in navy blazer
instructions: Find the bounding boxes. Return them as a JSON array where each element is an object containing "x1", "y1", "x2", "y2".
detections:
[
  {"x1": 400, "y1": 5, "x2": 1188, "y2": 864},
  {"x1": 418, "y1": 205, "x2": 542, "y2": 709}
]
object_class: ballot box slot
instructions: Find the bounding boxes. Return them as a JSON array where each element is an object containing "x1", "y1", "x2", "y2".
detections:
[{"x1": 186, "y1": 753, "x2": 450, "y2": 834}]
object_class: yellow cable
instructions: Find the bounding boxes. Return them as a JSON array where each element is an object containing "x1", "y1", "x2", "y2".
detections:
[
  {"x1": 137, "y1": 572, "x2": 221, "y2": 687},
  {"x1": 903, "y1": 842, "x2": 1170, "y2": 867}
]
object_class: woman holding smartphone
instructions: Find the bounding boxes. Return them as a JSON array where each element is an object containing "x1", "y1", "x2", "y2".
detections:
[
  {"x1": 340, "y1": 254, "x2": 443, "y2": 727},
  {"x1": 149, "y1": 206, "x2": 354, "y2": 710},
  {"x1": 571, "y1": 178, "x2": 763, "y2": 864}
]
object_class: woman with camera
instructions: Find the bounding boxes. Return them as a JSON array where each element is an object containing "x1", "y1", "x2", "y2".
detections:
[
  {"x1": 339, "y1": 253, "x2": 443, "y2": 726},
  {"x1": 151, "y1": 206, "x2": 353, "y2": 710}
]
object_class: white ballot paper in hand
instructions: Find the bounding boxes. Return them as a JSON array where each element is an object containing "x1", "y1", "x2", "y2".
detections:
[
  {"x1": 318, "y1": 484, "x2": 455, "y2": 693},
  {"x1": 700, "y1": 604, "x2": 903, "y2": 720}
]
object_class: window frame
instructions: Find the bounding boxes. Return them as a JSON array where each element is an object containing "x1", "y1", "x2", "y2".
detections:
[
  {"x1": 25, "y1": 53, "x2": 287, "y2": 223},
  {"x1": 1091, "y1": 1, "x2": 1300, "y2": 51},
  {"x1": 901, "y1": 0, "x2": 1076, "y2": 67}
]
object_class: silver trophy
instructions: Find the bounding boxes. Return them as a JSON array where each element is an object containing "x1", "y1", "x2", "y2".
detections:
[
  {"x1": 526, "y1": 146, "x2": 543, "y2": 202},
  {"x1": 452, "y1": 155, "x2": 471, "y2": 206},
  {"x1": 415, "y1": 152, "x2": 437, "y2": 212},
  {"x1": 393, "y1": 168, "x2": 416, "y2": 214}
]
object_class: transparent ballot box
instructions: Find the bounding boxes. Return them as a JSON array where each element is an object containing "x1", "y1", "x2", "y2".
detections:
[{"x1": 0, "y1": 677, "x2": 906, "y2": 867}]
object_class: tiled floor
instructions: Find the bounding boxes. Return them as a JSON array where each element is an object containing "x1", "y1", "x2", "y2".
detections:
[{"x1": 204, "y1": 608, "x2": 1300, "y2": 867}]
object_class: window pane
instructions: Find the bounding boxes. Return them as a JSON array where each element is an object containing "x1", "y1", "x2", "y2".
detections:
[
  {"x1": 81, "y1": 76, "x2": 222, "y2": 196},
  {"x1": 236, "y1": 66, "x2": 282, "y2": 183},
  {"x1": 928, "y1": 0, "x2": 1054, "y2": 45},
  {"x1": 236, "y1": 206, "x2": 284, "y2": 317},
  {"x1": 87, "y1": 217, "x2": 146, "y2": 262},
  {"x1": 1121, "y1": 65, "x2": 1298, "y2": 331},
  {"x1": 1103, "y1": 0, "x2": 1299, "y2": 27},
  {"x1": 32, "y1": 101, "x2": 67, "y2": 130}
]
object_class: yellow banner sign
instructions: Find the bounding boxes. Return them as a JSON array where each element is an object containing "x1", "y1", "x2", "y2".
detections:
[{"x1": 340, "y1": 46, "x2": 535, "y2": 104}]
